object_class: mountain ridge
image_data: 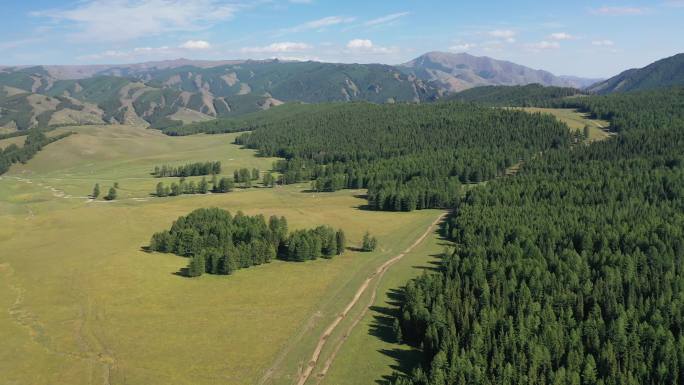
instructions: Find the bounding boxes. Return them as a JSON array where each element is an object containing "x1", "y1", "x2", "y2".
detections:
[
  {"x1": 399, "y1": 52, "x2": 599, "y2": 91},
  {"x1": 586, "y1": 53, "x2": 684, "y2": 94}
]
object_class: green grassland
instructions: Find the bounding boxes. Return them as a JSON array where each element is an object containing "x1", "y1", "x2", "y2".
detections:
[
  {"x1": 0, "y1": 124, "x2": 443, "y2": 385},
  {"x1": 319, "y1": 226, "x2": 447, "y2": 385},
  {"x1": 521, "y1": 107, "x2": 612, "y2": 141},
  {"x1": 5, "y1": 124, "x2": 279, "y2": 199}
]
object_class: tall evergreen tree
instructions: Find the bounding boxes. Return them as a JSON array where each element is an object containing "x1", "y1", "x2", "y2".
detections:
[{"x1": 104, "y1": 187, "x2": 117, "y2": 201}]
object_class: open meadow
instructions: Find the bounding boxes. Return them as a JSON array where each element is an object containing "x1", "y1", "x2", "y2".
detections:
[{"x1": 0, "y1": 124, "x2": 443, "y2": 385}]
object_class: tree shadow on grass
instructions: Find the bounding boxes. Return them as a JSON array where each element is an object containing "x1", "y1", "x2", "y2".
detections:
[
  {"x1": 171, "y1": 267, "x2": 189, "y2": 277},
  {"x1": 368, "y1": 306, "x2": 397, "y2": 343},
  {"x1": 411, "y1": 255, "x2": 444, "y2": 273},
  {"x1": 376, "y1": 348, "x2": 424, "y2": 385},
  {"x1": 366, "y1": 287, "x2": 426, "y2": 384}
]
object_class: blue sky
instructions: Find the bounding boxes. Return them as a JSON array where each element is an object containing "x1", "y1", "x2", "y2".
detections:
[{"x1": 1, "y1": 0, "x2": 682, "y2": 77}]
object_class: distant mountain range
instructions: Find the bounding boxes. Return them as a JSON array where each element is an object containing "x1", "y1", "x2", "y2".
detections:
[
  {"x1": 586, "y1": 53, "x2": 684, "y2": 94},
  {"x1": 2, "y1": 51, "x2": 681, "y2": 132},
  {"x1": 0, "y1": 60, "x2": 438, "y2": 131},
  {"x1": 400, "y1": 52, "x2": 601, "y2": 92}
]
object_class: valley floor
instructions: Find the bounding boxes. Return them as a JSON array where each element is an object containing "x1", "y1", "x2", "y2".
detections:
[{"x1": 0, "y1": 124, "x2": 441, "y2": 385}]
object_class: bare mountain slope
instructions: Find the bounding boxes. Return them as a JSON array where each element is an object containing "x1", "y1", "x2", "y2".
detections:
[{"x1": 401, "y1": 52, "x2": 598, "y2": 92}]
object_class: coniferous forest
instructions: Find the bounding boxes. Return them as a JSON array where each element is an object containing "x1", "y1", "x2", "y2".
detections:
[
  {"x1": 235, "y1": 102, "x2": 574, "y2": 211},
  {"x1": 148, "y1": 208, "x2": 345, "y2": 276},
  {"x1": 390, "y1": 88, "x2": 684, "y2": 385}
]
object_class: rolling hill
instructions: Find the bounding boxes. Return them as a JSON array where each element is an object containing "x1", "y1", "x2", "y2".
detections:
[{"x1": 586, "y1": 53, "x2": 684, "y2": 94}]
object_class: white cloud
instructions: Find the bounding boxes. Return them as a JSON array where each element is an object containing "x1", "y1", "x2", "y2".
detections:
[
  {"x1": 33, "y1": 0, "x2": 238, "y2": 42},
  {"x1": 590, "y1": 6, "x2": 647, "y2": 15},
  {"x1": 79, "y1": 45, "x2": 174, "y2": 61},
  {"x1": 364, "y1": 12, "x2": 410, "y2": 27},
  {"x1": 345, "y1": 39, "x2": 398, "y2": 54},
  {"x1": 526, "y1": 41, "x2": 561, "y2": 51},
  {"x1": 592, "y1": 39, "x2": 615, "y2": 46},
  {"x1": 449, "y1": 43, "x2": 477, "y2": 51},
  {"x1": 347, "y1": 39, "x2": 374, "y2": 49},
  {"x1": 488, "y1": 29, "x2": 516, "y2": 43},
  {"x1": 548, "y1": 32, "x2": 574, "y2": 41},
  {"x1": 241, "y1": 42, "x2": 312, "y2": 53},
  {"x1": 179, "y1": 40, "x2": 211, "y2": 50},
  {"x1": 282, "y1": 16, "x2": 356, "y2": 33}
]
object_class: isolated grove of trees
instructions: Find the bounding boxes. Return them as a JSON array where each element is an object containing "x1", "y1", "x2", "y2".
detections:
[
  {"x1": 234, "y1": 167, "x2": 260, "y2": 187},
  {"x1": 152, "y1": 161, "x2": 221, "y2": 178},
  {"x1": 390, "y1": 88, "x2": 684, "y2": 385},
  {"x1": 148, "y1": 208, "x2": 347, "y2": 277},
  {"x1": 234, "y1": 102, "x2": 573, "y2": 212}
]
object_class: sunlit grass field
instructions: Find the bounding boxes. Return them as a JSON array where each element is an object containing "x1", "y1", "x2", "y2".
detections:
[
  {"x1": 521, "y1": 107, "x2": 612, "y2": 141},
  {"x1": 0, "y1": 124, "x2": 442, "y2": 385}
]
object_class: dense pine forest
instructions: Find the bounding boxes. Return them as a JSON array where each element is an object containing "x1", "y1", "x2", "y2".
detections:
[
  {"x1": 391, "y1": 88, "x2": 684, "y2": 385},
  {"x1": 234, "y1": 102, "x2": 574, "y2": 211},
  {"x1": 449, "y1": 84, "x2": 582, "y2": 107},
  {"x1": 0, "y1": 129, "x2": 72, "y2": 175},
  {"x1": 148, "y1": 208, "x2": 345, "y2": 276}
]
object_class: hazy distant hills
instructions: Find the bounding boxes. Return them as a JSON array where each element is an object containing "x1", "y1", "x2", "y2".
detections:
[
  {"x1": 586, "y1": 53, "x2": 684, "y2": 94},
  {"x1": 400, "y1": 52, "x2": 601, "y2": 92}
]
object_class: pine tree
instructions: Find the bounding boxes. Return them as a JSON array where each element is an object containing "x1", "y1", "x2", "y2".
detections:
[
  {"x1": 336, "y1": 230, "x2": 346, "y2": 255},
  {"x1": 186, "y1": 254, "x2": 205, "y2": 277},
  {"x1": 156, "y1": 182, "x2": 166, "y2": 197},
  {"x1": 199, "y1": 177, "x2": 208, "y2": 194},
  {"x1": 92, "y1": 183, "x2": 100, "y2": 199},
  {"x1": 362, "y1": 231, "x2": 377, "y2": 252},
  {"x1": 104, "y1": 187, "x2": 117, "y2": 201}
]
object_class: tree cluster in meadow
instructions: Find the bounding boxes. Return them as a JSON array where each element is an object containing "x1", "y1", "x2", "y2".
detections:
[
  {"x1": 390, "y1": 88, "x2": 684, "y2": 385},
  {"x1": 148, "y1": 208, "x2": 351, "y2": 277},
  {"x1": 282, "y1": 226, "x2": 346, "y2": 261},
  {"x1": 233, "y1": 167, "x2": 260, "y2": 187},
  {"x1": 91, "y1": 182, "x2": 118, "y2": 200},
  {"x1": 234, "y1": 102, "x2": 571, "y2": 212},
  {"x1": 152, "y1": 161, "x2": 221, "y2": 178},
  {"x1": 151, "y1": 168, "x2": 276, "y2": 198},
  {"x1": 0, "y1": 130, "x2": 72, "y2": 175}
]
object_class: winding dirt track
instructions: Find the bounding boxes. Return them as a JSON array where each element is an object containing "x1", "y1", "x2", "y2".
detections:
[{"x1": 295, "y1": 212, "x2": 447, "y2": 385}]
